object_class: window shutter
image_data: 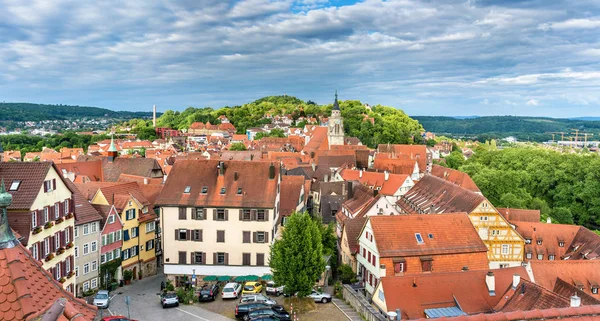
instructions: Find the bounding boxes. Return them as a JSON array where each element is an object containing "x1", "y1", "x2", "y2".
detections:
[
  {"x1": 202, "y1": 208, "x2": 206, "y2": 220},
  {"x1": 213, "y1": 209, "x2": 217, "y2": 220},
  {"x1": 191, "y1": 252, "x2": 194, "y2": 265},
  {"x1": 136, "y1": 227, "x2": 140, "y2": 237},
  {"x1": 239, "y1": 210, "x2": 243, "y2": 221},
  {"x1": 199, "y1": 230, "x2": 203, "y2": 242},
  {"x1": 175, "y1": 229, "x2": 179, "y2": 240},
  {"x1": 225, "y1": 210, "x2": 229, "y2": 221},
  {"x1": 52, "y1": 179, "x2": 56, "y2": 190},
  {"x1": 61, "y1": 230, "x2": 66, "y2": 247},
  {"x1": 224, "y1": 253, "x2": 229, "y2": 265},
  {"x1": 124, "y1": 230, "x2": 130, "y2": 241},
  {"x1": 213, "y1": 253, "x2": 217, "y2": 265},
  {"x1": 37, "y1": 243, "x2": 43, "y2": 259},
  {"x1": 36, "y1": 210, "x2": 41, "y2": 227},
  {"x1": 253, "y1": 232, "x2": 257, "y2": 243},
  {"x1": 251, "y1": 210, "x2": 257, "y2": 221},
  {"x1": 50, "y1": 236, "x2": 55, "y2": 252},
  {"x1": 264, "y1": 210, "x2": 270, "y2": 221},
  {"x1": 62, "y1": 261, "x2": 66, "y2": 276},
  {"x1": 44, "y1": 182, "x2": 48, "y2": 193},
  {"x1": 202, "y1": 252, "x2": 206, "y2": 265},
  {"x1": 187, "y1": 230, "x2": 191, "y2": 241},
  {"x1": 265, "y1": 232, "x2": 269, "y2": 243}
]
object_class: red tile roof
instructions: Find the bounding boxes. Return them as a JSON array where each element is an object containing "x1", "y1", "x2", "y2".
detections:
[
  {"x1": 302, "y1": 127, "x2": 329, "y2": 155},
  {"x1": 553, "y1": 277, "x2": 600, "y2": 306},
  {"x1": 497, "y1": 208, "x2": 541, "y2": 223},
  {"x1": 279, "y1": 175, "x2": 305, "y2": 217},
  {"x1": 565, "y1": 227, "x2": 600, "y2": 260},
  {"x1": 377, "y1": 144, "x2": 428, "y2": 173},
  {"x1": 101, "y1": 157, "x2": 163, "y2": 182},
  {"x1": 396, "y1": 175, "x2": 485, "y2": 214},
  {"x1": 430, "y1": 165, "x2": 481, "y2": 193},
  {"x1": 55, "y1": 160, "x2": 104, "y2": 182},
  {"x1": 74, "y1": 182, "x2": 118, "y2": 201},
  {"x1": 369, "y1": 213, "x2": 488, "y2": 257},
  {"x1": 98, "y1": 182, "x2": 150, "y2": 209},
  {"x1": 379, "y1": 267, "x2": 531, "y2": 319},
  {"x1": 341, "y1": 169, "x2": 410, "y2": 196},
  {"x1": 530, "y1": 260, "x2": 600, "y2": 299},
  {"x1": 343, "y1": 216, "x2": 367, "y2": 253},
  {"x1": 65, "y1": 180, "x2": 103, "y2": 225},
  {"x1": 414, "y1": 305, "x2": 600, "y2": 321},
  {"x1": 156, "y1": 160, "x2": 279, "y2": 208},
  {"x1": 494, "y1": 279, "x2": 571, "y2": 312},
  {"x1": 0, "y1": 243, "x2": 97, "y2": 320},
  {"x1": 341, "y1": 182, "x2": 375, "y2": 216},
  {"x1": 512, "y1": 221, "x2": 580, "y2": 260}
]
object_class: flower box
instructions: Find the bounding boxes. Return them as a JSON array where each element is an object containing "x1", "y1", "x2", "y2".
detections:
[
  {"x1": 56, "y1": 247, "x2": 65, "y2": 255},
  {"x1": 66, "y1": 213, "x2": 74, "y2": 219},
  {"x1": 44, "y1": 222, "x2": 54, "y2": 229},
  {"x1": 32, "y1": 226, "x2": 43, "y2": 235},
  {"x1": 65, "y1": 242, "x2": 74, "y2": 249},
  {"x1": 59, "y1": 277, "x2": 66, "y2": 283},
  {"x1": 45, "y1": 254, "x2": 54, "y2": 262},
  {"x1": 67, "y1": 271, "x2": 75, "y2": 279},
  {"x1": 55, "y1": 217, "x2": 64, "y2": 224}
]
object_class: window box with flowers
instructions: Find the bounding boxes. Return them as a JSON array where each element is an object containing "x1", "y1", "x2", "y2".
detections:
[
  {"x1": 65, "y1": 242, "x2": 74, "y2": 249},
  {"x1": 59, "y1": 277, "x2": 66, "y2": 283},
  {"x1": 56, "y1": 247, "x2": 65, "y2": 255},
  {"x1": 66, "y1": 213, "x2": 74, "y2": 219},
  {"x1": 55, "y1": 217, "x2": 64, "y2": 224},
  {"x1": 32, "y1": 226, "x2": 43, "y2": 235},
  {"x1": 45, "y1": 253, "x2": 54, "y2": 262},
  {"x1": 44, "y1": 222, "x2": 54, "y2": 229},
  {"x1": 67, "y1": 271, "x2": 75, "y2": 279}
]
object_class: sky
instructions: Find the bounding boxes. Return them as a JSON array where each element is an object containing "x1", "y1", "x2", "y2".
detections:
[{"x1": 1, "y1": 0, "x2": 600, "y2": 117}]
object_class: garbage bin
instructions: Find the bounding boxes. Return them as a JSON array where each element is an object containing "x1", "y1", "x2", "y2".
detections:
[{"x1": 119, "y1": 280, "x2": 124, "y2": 287}]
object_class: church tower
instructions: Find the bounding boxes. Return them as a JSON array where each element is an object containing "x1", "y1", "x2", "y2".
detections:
[{"x1": 328, "y1": 91, "x2": 345, "y2": 146}]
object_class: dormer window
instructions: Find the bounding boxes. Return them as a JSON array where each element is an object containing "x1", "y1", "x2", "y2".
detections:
[
  {"x1": 9, "y1": 180, "x2": 21, "y2": 191},
  {"x1": 201, "y1": 186, "x2": 208, "y2": 194},
  {"x1": 415, "y1": 233, "x2": 424, "y2": 244},
  {"x1": 537, "y1": 254, "x2": 543, "y2": 260},
  {"x1": 559, "y1": 241, "x2": 565, "y2": 247},
  {"x1": 237, "y1": 188, "x2": 242, "y2": 195},
  {"x1": 184, "y1": 186, "x2": 191, "y2": 194},
  {"x1": 525, "y1": 238, "x2": 532, "y2": 244},
  {"x1": 428, "y1": 234, "x2": 434, "y2": 239},
  {"x1": 592, "y1": 285, "x2": 599, "y2": 294},
  {"x1": 537, "y1": 239, "x2": 543, "y2": 245},
  {"x1": 220, "y1": 187, "x2": 226, "y2": 195}
]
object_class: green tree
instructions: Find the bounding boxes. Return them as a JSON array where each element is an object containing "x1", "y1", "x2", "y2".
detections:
[
  {"x1": 229, "y1": 142, "x2": 247, "y2": 151},
  {"x1": 270, "y1": 212, "x2": 325, "y2": 298},
  {"x1": 445, "y1": 151, "x2": 465, "y2": 169},
  {"x1": 337, "y1": 264, "x2": 357, "y2": 284},
  {"x1": 551, "y1": 207, "x2": 574, "y2": 224}
]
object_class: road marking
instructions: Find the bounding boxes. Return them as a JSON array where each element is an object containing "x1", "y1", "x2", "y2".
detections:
[
  {"x1": 175, "y1": 308, "x2": 210, "y2": 321},
  {"x1": 107, "y1": 308, "x2": 114, "y2": 316},
  {"x1": 110, "y1": 294, "x2": 118, "y2": 300}
]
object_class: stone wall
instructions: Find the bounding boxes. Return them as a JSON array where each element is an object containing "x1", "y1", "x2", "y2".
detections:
[{"x1": 342, "y1": 284, "x2": 388, "y2": 321}]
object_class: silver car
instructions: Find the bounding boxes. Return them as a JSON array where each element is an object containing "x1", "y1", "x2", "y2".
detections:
[
  {"x1": 240, "y1": 293, "x2": 277, "y2": 305},
  {"x1": 161, "y1": 292, "x2": 179, "y2": 308},
  {"x1": 93, "y1": 290, "x2": 110, "y2": 309},
  {"x1": 308, "y1": 290, "x2": 332, "y2": 303}
]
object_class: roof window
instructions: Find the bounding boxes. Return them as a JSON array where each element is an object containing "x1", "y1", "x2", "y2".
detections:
[
  {"x1": 428, "y1": 233, "x2": 434, "y2": 239},
  {"x1": 9, "y1": 180, "x2": 21, "y2": 191},
  {"x1": 184, "y1": 186, "x2": 191, "y2": 193},
  {"x1": 415, "y1": 233, "x2": 424, "y2": 244},
  {"x1": 220, "y1": 187, "x2": 226, "y2": 195},
  {"x1": 237, "y1": 188, "x2": 242, "y2": 195},
  {"x1": 201, "y1": 186, "x2": 208, "y2": 194}
]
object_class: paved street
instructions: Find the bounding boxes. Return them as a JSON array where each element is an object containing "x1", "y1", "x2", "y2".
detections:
[{"x1": 103, "y1": 271, "x2": 233, "y2": 321}]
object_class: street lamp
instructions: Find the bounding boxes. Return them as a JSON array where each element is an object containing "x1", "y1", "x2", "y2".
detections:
[{"x1": 325, "y1": 265, "x2": 331, "y2": 288}]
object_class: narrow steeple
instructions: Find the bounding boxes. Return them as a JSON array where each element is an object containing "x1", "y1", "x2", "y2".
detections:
[
  {"x1": 333, "y1": 90, "x2": 340, "y2": 111},
  {"x1": 0, "y1": 178, "x2": 19, "y2": 249},
  {"x1": 107, "y1": 135, "x2": 118, "y2": 162}
]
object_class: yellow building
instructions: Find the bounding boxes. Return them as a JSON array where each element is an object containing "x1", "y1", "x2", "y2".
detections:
[{"x1": 90, "y1": 181, "x2": 157, "y2": 279}]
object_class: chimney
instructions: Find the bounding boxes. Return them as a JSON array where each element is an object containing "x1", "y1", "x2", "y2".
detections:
[
  {"x1": 379, "y1": 264, "x2": 386, "y2": 278},
  {"x1": 485, "y1": 271, "x2": 496, "y2": 296},
  {"x1": 396, "y1": 309, "x2": 402, "y2": 321},
  {"x1": 571, "y1": 295, "x2": 581, "y2": 307},
  {"x1": 512, "y1": 274, "x2": 520, "y2": 290},
  {"x1": 359, "y1": 170, "x2": 363, "y2": 178},
  {"x1": 269, "y1": 163, "x2": 275, "y2": 179},
  {"x1": 347, "y1": 181, "x2": 353, "y2": 199},
  {"x1": 234, "y1": 172, "x2": 239, "y2": 181},
  {"x1": 143, "y1": 178, "x2": 148, "y2": 185},
  {"x1": 547, "y1": 217, "x2": 552, "y2": 224},
  {"x1": 384, "y1": 171, "x2": 389, "y2": 181},
  {"x1": 311, "y1": 162, "x2": 316, "y2": 171},
  {"x1": 218, "y1": 161, "x2": 225, "y2": 176}
]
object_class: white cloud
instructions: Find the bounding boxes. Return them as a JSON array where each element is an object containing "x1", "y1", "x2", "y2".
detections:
[
  {"x1": 539, "y1": 17, "x2": 600, "y2": 30},
  {"x1": 481, "y1": 99, "x2": 489, "y2": 105},
  {"x1": 579, "y1": 48, "x2": 600, "y2": 56},
  {"x1": 526, "y1": 99, "x2": 539, "y2": 106}
]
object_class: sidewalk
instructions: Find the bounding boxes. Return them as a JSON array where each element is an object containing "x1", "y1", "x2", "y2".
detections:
[{"x1": 332, "y1": 297, "x2": 363, "y2": 321}]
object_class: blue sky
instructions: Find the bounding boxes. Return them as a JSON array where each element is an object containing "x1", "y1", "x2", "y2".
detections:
[{"x1": 1, "y1": 0, "x2": 600, "y2": 117}]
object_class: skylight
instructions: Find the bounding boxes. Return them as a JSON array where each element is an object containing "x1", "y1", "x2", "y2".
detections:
[
  {"x1": 184, "y1": 186, "x2": 191, "y2": 193},
  {"x1": 220, "y1": 187, "x2": 226, "y2": 194},
  {"x1": 9, "y1": 180, "x2": 21, "y2": 191},
  {"x1": 201, "y1": 186, "x2": 208, "y2": 194},
  {"x1": 415, "y1": 233, "x2": 424, "y2": 244},
  {"x1": 428, "y1": 234, "x2": 434, "y2": 239},
  {"x1": 237, "y1": 188, "x2": 242, "y2": 195}
]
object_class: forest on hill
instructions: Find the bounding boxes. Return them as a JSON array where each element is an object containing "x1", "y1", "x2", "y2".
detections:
[
  {"x1": 152, "y1": 95, "x2": 424, "y2": 148},
  {"x1": 414, "y1": 116, "x2": 600, "y2": 142},
  {"x1": 0, "y1": 102, "x2": 154, "y2": 121},
  {"x1": 452, "y1": 147, "x2": 600, "y2": 230}
]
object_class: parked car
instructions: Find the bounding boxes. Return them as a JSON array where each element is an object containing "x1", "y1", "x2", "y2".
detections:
[
  {"x1": 222, "y1": 282, "x2": 243, "y2": 299},
  {"x1": 247, "y1": 306, "x2": 291, "y2": 321},
  {"x1": 308, "y1": 290, "x2": 332, "y2": 303},
  {"x1": 242, "y1": 281, "x2": 263, "y2": 294},
  {"x1": 101, "y1": 317, "x2": 138, "y2": 321},
  {"x1": 235, "y1": 302, "x2": 269, "y2": 320},
  {"x1": 249, "y1": 317, "x2": 281, "y2": 321},
  {"x1": 265, "y1": 281, "x2": 285, "y2": 296},
  {"x1": 161, "y1": 292, "x2": 180, "y2": 308},
  {"x1": 199, "y1": 283, "x2": 220, "y2": 302},
  {"x1": 240, "y1": 294, "x2": 276, "y2": 305},
  {"x1": 93, "y1": 290, "x2": 110, "y2": 309}
]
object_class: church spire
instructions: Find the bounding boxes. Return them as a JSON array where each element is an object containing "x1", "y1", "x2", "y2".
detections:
[
  {"x1": 333, "y1": 90, "x2": 340, "y2": 111},
  {"x1": 0, "y1": 178, "x2": 19, "y2": 249}
]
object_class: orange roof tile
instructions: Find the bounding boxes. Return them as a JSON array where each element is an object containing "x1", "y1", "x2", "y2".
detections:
[
  {"x1": 302, "y1": 127, "x2": 329, "y2": 155},
  {"x1": 279, "y1": 175, "x2": 305, "y2": 217},
  {"x1": 431, "y1": 165, "x2": 480, "y2": 193},
  {"x1": 512, "y1": 221, "x2": 580, "y2": 260},
  {"x1": 369, "y1": 213, "x2": 488, "y2": 257},
  {"x1": 374, "y1": 156, "x2": 419, "y2": 175},
  {"x1": 497, "y1": 208, "x2": 541, "y2": 223},
  {"x1": 377, "y1": 144, "x2": 429, "y2": 173},
  {"x1": 530, "y1": 260, "x2": 600, "y2": 299},
  {"x1": 413, "y1": 305, "x2": 600, "y2": 321},
  {"x1": 341, "y1": 169, "x2": 410, "y2": 196}
]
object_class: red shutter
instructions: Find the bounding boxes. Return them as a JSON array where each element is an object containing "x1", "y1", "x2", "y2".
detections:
[
  {"x1": 61, "y1": 261, "x2": 66, "y2": 277},
  {"x1": 51, "y1": 236, "x2": 56, "y2": 252},
  {"x1": 52, "y1": 179, "x2": 56, "y2": 190},
  {"x1": 61, "y1": 230, "x2": 66, "y2": 247},
  {"x1": 44, "y1": 182, "x2": 48, "y2": 193},
  {"x1": 59, "y1": 202, "x2": 64, "y2": 218},
  {"x1": 50, "y1": 205, "x2": 55, "y2": 220},
  {"x1": 41, "y1": 239, "x2": 46, "y2": 257},
  {"x1": 38, "y1": 243, "x2": 43, "y2": 260},
  {"x1": 175, "y1": 229, "x2": 179, "y2": 240}
]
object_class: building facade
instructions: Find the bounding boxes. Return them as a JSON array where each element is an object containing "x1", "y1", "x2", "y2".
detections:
[
  {"x1": 156, "y1": 160, "x2": 280, "y2": 279},
  {"x1": 0, "y1": 162, "x2": 76, "y2": 293},
  {"x1": 96, "y1": 205, "x2": 124, "y2": 285},
  {"x1": 74, "y1": 219, "x2": 101, "y2": 294}
]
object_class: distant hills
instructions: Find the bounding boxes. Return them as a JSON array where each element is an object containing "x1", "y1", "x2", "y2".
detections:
[
  {"x1": 0, "y1": 103, "x2": 155, "y2": 122},
  {"x1": 413, "y1": 116, "x2": 600, "y2": 142}
]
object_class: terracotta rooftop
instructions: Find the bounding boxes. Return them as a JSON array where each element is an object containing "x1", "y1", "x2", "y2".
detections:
[
  {"x1": 343, "y1": 215, "x2": 367, "y2": 253},
  {"x1": 494, "y1": 279, "x2": 571, "y2": 312},
  {"x1": 220, "y1": 150, "x2": 264, "y2": 161},
  {"x1": 279, "y1": 175, "x2": 305, "y2": 217},
  {"x1": 512, "y1": 221, "x2": 580, "y2": 260},
  {"x1": 530, "y1": 260, "x2": 600, "y2": 299},
  {"x1": 368, "y1": 213, "x2": 488, "y2": 257},
  {"x1": 156, "y1": 160, "x2": 280, "y2": 208},
  {"x1": 565, "y1": 226, "x2": 600, "y2": 260},
  {"x1": 0, "y1": 242, "x2": 97, "y2": 320},
  {"x1": 302, "y1": 127, "x2": 329, "y2": 155},
  {"x1": 373, "y1": 157, "x2": 418, "y2": 176},
  {"x1": 377, "y1": 144, "x2": 428, "y2": 173},
  {"x1": 66, "y1": 180, "x2": 103, "y2": 225},
  {"x1": 553, "y1": 277, "x2": 600, "y2": 306},
  {"x1": 55, "y1": 160, "x2": 104, "y2": 183},
  {"x1": 341, "y1": 182, "x2": 375, "y2": 216},
  {"x1": 497, "y1": 208, "x2": 541, "y2": 223},
  {"x1": 74, "y1": 182, "x2": 118, "y2": 201},
  {"x1": 379, "y1": 267, "x2": 531, "y2": 319},
  {"x1": 430, "y1": 165, "x2": 481, "y2": 193},
  {"x1": 341, "y1": 169, "x2": 411, "y2": 196},
  {"x1": 413, "y1": 305, "x2": 600, "y2": 321},
  {"x1": 396, "y1": 175, "x2": 485, "y2": 214}
]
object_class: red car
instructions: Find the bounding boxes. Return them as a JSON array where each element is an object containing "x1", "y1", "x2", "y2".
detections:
[{"x1": 101, "y1": 316, "x2": 138, "y2": 321}]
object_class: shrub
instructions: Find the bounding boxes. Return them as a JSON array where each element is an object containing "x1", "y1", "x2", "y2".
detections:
[
  {"x1": 337, "y1": 264, "x2": 357, "y2": 284},
  {"x1": 166, "y1": 280, "x2": 175, "y2": 291},
  {"x1": 123, "y1": 270, "x2": 133, "y2": 281}
]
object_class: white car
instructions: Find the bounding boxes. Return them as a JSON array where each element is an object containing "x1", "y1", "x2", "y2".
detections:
[
  {"x1": 221, "y1": 282, "x2": 242, "y2": 299},
  {"x1": 265, "y1": 281, "x2": 285, "y2": 296},
  {"x1": 93, "y1": 290, "x2": 110, "y2": 309},
  {"x1": 240, "y1": 294, "x2": 277, "y2": 305},
  {"x1": 308, "y1": 290, "x2": 332, "y2": 303}
]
